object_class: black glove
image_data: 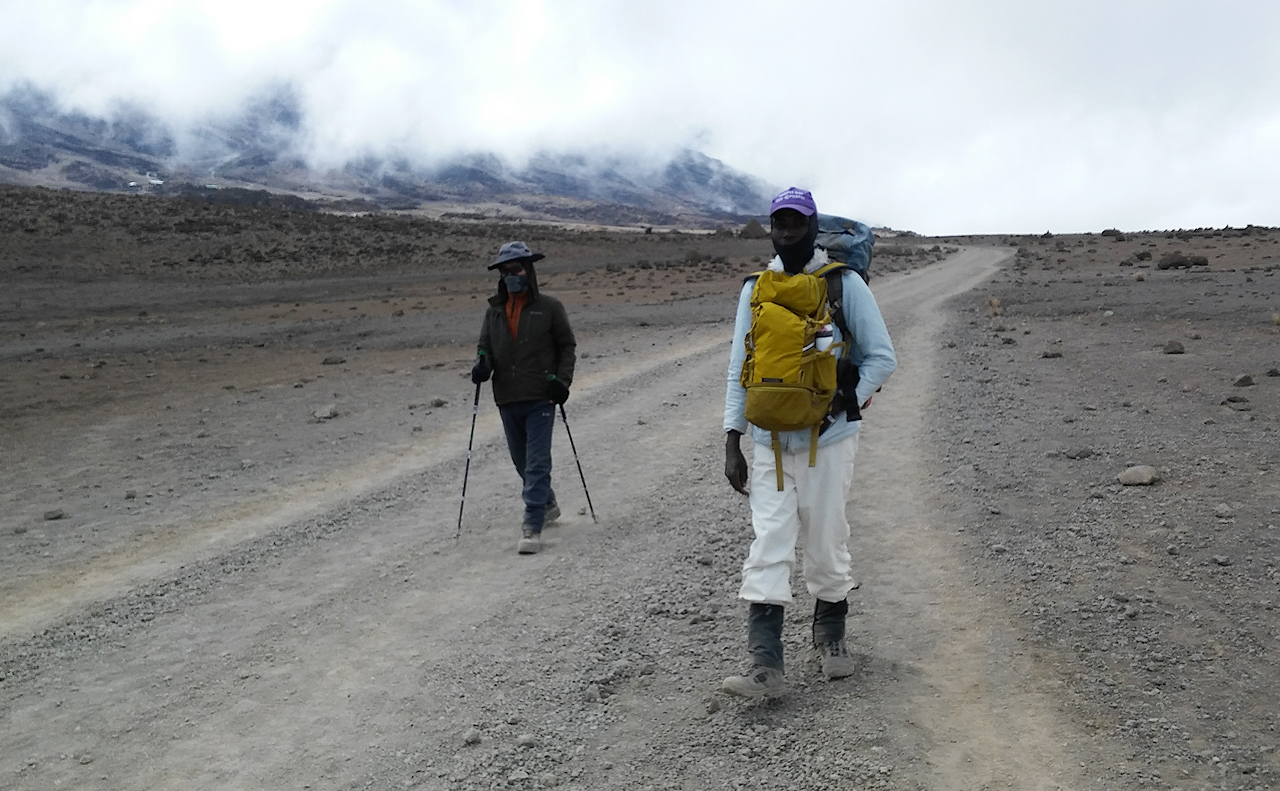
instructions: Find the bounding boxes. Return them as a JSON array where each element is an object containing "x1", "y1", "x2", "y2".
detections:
[
  {"x1": 471, "y1": 355, "x2": 491, "y2": 384},
  {"x1": 547, "y1": 376, "x2": 570, "y2": 405}
]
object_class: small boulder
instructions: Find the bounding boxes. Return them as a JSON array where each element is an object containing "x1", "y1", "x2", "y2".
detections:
[
  {"x1": 313, "y1": 405, "x2": 338, "y2": 420},
  {"x1": 1157, "y1": 251, "x2": 1192, "y2": 270},
  {"x1": 1117, "y1": 465, "x2": 1160, "y2": 485},
  {"x1": 43, "y1": 509, "x2": 65, "y2": 520},
  {"x1": 739, "y1": 218, "x2": 769, "y2": 239},
  {"x1": 1163, "y1": 340, "x2": 1185, "y2": 354},
  {"x1": 1232, "y1": 375, "x2": 1254, "y2": 387},
  {"x1": 1064, "y1": 447, "x2": 1095, "y2": 459}
]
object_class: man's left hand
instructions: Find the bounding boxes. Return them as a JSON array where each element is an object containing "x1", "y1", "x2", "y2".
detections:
[{"x1": 548, "y1": 377, "x2": 570, "y2": 405}]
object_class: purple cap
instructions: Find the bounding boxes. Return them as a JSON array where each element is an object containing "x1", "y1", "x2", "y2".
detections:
[{"x1": 769, "y1": 187, "x2": 817, "y2": 217}]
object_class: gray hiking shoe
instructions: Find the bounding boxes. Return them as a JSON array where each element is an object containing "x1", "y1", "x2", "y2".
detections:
[
  {"x1": 517, "y1": 528, "x2": 541, "y2": 554},
  {"x1": 721, "y1": 665, "x2": 785, "y2": 699},
  {"x1": 545, "y1": 502, "x2": 561, "y2": 523},
  {"x1": 816, "y1": 640, "x2": 856, "y2": 680}
]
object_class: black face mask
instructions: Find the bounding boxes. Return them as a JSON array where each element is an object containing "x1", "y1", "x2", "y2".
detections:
[{"x1": 773, "y1": 215, "x2": 819, "y2": 273}]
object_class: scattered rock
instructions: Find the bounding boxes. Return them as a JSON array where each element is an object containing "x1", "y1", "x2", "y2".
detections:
[
  {"x1": 321, "y1": 356, "x2": 346, "y2": 365},
  {"x1": 125, "y1": 490, "x2": 137, "y2": 499},
  {"x1": 430, "y1": 397, "x2": 448, "y2": 408},
  {"x1": 313, "y1": 405, "x2": 338, "y2": 420},
  {"x1": 43, "y1": 509, "x2": 65, "y2": 520},
  {"x1": 991, "y1": 544, "x2": 1008, "y2": 554},
  {"x1": 739, "y1": 219, "x2": 769, "y2": 239},
  {"x1": 1064, "y1": 447, "x2": 1094, "y2": 459},
  {"x1": 1117, "y1": 465, "x2": 1160, "y2": 485},
  {"x1": 462, "y1": 727, "x2": 482, "y2": 746},
  {"x1": 705, "y1": 696, "x2": 722, "y2": 714},
  {"x1": 1041, "y1": 350, "x2": 1062, "y2": 358},
  {"x1": 1267, "y1": 368, "x2": 1280, "y2": 377},
  {"x1": 584, "y1": 684, "x2": 602, "y2": 703},
  {"x1": 13, "y1": 526, "x2": 28, "y2": 534},
  {"x1": 1163, "y1": 340, "x2": 1185, "y2": 354},
  {"x1": 1157, "y1": 252, "x2": 1192, "y2": 270},
  {"x1": 1214, "y1": 503, "x2": 1235, "y2": 517},
  {"x1": 516, "y1": 734, "x2": 538, "y2": 748},
  {"x1": 1232, "y1": 375, "x2": 1254, "y2": 387},
  {"x1": 1212, "y1": 555, "x2": 1233, "y2": 567}
]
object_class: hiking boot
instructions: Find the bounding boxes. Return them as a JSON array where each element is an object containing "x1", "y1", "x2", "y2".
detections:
[
  {"x1": 721, "y1": 665, "x2": 785, "y2": 699},
  {"x1": 517, "y1": 528, "x2": 541, "y2": 554},
  {"x1": 816, "y1": 640, "x2": 856, "y2": 680},
  {"x1": 544, "y1": 502, "x2": 561, "y2": 523}
]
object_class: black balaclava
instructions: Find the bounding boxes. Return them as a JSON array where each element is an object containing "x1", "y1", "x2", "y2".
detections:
[{"x1": 773, "y1": 214, "x2": 820, "y2": 274}]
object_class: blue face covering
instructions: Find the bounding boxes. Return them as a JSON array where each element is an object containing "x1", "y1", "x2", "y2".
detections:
[{"x1": 504, "y1": 274, "x2": 527, "y2": 294}]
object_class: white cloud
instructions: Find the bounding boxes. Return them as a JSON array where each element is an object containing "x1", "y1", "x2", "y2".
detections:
[{"x1": 3, "y1": 0, "x2": 1280, "y2": 232}]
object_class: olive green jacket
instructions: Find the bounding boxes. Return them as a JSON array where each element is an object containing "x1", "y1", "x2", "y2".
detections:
[{"x1": 477, "y1": 293, "x2": 576, "y2": 406}]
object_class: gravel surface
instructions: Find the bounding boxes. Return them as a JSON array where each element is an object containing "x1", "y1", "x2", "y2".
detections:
[{"x1": 2, "y1": 188, "x2": 1278, "y2": 791}]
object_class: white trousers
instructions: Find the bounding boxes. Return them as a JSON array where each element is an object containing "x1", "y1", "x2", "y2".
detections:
[{"x1": 739, "y1": 433, "x2": 859, "y2": 606}]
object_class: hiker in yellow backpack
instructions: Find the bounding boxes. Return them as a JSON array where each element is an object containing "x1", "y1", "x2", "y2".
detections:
[{"x1": 721, "y1": 187, "x2": 897, "y2": 698}]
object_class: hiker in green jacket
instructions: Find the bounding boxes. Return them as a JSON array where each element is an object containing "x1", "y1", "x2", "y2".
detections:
[{"x1": 471, "y1": 241, "x2": 577, "y2": 554}]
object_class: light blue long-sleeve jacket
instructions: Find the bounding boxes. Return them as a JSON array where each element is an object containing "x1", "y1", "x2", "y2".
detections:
[{"x1": 723, "y1": 251, "x2": 897, "y2": 453}]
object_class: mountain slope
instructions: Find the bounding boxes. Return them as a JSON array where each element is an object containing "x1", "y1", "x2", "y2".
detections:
[{"x1": 0, "y1": 86, "x2": 772, "y2": 226}]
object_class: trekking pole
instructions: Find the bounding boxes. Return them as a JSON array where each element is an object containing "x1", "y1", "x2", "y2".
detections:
[
  {"x1": 455, "y1": 382, "x2": 482, "y2": 539},
  {"x1": 557, "y1": 403, "x2": 597, "y2": 524}
]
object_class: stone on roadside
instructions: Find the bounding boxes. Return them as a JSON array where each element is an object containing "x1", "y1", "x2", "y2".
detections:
[
  {"x1": 1117, "y1": 465, "x2": 1160, "y2": 486},
  {"x1": 1232, "y1": 374, "x2": 1254, "y2": 387},
  {"x1": 1163, "y1": 340, "x2": 1185, "y2": 354},
  {"x1": 321, "y1": 356, "x2": 346, "y2": 365},
  {"x1": 43, "y1": 509, "x2": 65, "y2": 520}
]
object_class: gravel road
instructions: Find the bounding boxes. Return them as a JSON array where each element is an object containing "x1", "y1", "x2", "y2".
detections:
[{"x1": 4, "y1": 222, "x2": 1278, "y2": 791}]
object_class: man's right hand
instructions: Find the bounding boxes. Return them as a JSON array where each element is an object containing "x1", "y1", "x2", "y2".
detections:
[
  {"x1": 724, "y1": 430, "x2": 749, "y2": 495},
  {"x1": 470, "y1": 355, "x2": 491, "y2": 384}
]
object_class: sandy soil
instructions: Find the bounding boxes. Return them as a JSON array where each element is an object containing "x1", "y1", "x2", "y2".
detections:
[{"x1": 2, "y1": 187, "x2": 1279, "y2": 791}]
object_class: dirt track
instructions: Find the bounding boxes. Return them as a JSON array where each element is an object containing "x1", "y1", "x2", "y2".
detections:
[{"x1": 3, "y1": 196, "x2": 1280, "y2": 790}]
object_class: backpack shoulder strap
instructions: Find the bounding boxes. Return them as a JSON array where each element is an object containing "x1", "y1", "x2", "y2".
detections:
[{"x1": 814, "y1": 263, "x2": 853, "y2": 350}]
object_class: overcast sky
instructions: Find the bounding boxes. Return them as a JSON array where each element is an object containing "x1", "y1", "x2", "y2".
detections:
[{"x1": 4, "y1": 0, "x2": 1280, "y2": 234}]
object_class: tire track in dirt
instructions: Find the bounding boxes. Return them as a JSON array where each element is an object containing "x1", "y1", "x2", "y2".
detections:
[
  {"x1": 855, "y1": 248, "x2": 1090, "y2": 789},
  {"x1": 0, "y1": 330, "x2": 732, "y2": 642}
]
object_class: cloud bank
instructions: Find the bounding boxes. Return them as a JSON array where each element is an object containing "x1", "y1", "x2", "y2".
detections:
[{"x1": 4, "y1": 0, "x2": 1280, "y2": 233}]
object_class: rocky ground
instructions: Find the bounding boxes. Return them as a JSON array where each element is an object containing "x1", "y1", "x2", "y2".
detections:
[{"x1": 1, "y1": 184, "x2": 1278, "y2": 791}]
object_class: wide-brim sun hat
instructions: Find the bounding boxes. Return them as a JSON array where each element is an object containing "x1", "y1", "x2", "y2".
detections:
[{"x1": 488, "y1": 240, "x2": 546, "y2": 269}]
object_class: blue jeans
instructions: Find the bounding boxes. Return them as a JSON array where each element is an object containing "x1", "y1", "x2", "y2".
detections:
[{"x1": 498, "y1": 399, "x2": 557, "y2": 532}]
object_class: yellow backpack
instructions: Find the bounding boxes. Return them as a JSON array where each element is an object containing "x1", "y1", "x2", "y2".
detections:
[{"x1": 740, "y1": 263, "x2": 848, "y2": 489}]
